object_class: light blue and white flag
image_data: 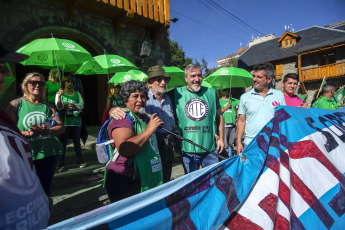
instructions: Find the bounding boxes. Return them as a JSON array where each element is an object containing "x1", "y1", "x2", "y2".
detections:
[{"x1": 48, "y1": 106, "x2": 345, "y2": 230}]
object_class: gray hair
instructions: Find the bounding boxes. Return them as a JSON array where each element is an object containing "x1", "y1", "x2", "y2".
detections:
[
  {"x1": 185, "y1": 63, "x2": 202, "y2": 76},
  {"x1": 322, "y1": 83, "x2": 336, "y2": 94},
  {"x1": 121, "y1": 80, "x2": 148, "y2": 104},
  {"x1": 253, "y1": 63, "x2": 275, "y2": 79}
]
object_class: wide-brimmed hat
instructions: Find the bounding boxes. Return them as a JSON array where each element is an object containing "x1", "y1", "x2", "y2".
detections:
[
  {"x1": 147, "y1": 65, "x2": 169, "y2": 80},
  {"x1": 0, "y1": 45, "x2": 28, "y2": 63}
]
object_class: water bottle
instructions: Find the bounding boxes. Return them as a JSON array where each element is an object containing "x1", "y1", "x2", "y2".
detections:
[{"x1": 46, "y1": 112, "x2": 58, "y2": 129}]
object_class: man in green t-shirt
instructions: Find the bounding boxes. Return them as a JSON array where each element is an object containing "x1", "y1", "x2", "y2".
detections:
[
  {"x1": 174, "y1": 64, "x2": 224, "y2": 174},
  {"x1": 312, "y1": 83, "x2": 345, "y2": 110},
  {"x1": 219, "y1": 89, "x2": 238, "y2": 156}
]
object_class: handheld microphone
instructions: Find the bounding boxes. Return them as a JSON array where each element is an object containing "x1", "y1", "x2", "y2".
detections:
[
  {"x1": 139, "y1": 107, "x2": 152, "y2": 118},
  {"x1": 138, "y1": 107, "x2": 227, "y2": 160}
]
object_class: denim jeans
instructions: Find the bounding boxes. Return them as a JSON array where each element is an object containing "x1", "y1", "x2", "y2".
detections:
[{"x1": 182, "y1": 150, "x2": 219, "y2": 174}]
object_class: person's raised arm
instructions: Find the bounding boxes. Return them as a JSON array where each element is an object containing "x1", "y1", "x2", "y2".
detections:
[
  {"x1": 109, "y1": 107, "x2": 127, "y2": 120},
  {"x1": 217, "y1": 114, "x2": 224, "y2": 153},
  {"x1": 236, "y1": 114, "x2": 246, "y2": 155},
  {"x1": 105, "y1": 94, "x2": 113, "y2": 111},
  {"x1": 56, "y1": 89, "x2": 65, "y2": 110},
  {"x1": 221, "y1": 101, "x2": 231, "y2": 114},
  {"x1": 112, "y1": 114, "x2": 163, "y2": 157}
]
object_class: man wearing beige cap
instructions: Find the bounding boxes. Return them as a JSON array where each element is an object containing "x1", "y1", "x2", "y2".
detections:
[{"x1": 110, "y1": 65, "x2": 175, "y2": 183}]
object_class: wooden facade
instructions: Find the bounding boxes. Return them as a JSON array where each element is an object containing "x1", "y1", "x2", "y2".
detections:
[
  {"x1": 97, "y1": 0, "x2": 170, "y2": 26},
  {"x1": 300, "y1": 61, "x2": 345, "y2": 82}
]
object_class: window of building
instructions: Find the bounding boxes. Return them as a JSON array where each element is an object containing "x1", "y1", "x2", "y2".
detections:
[
  {"x1": 319, "y1": 52, "x2": 336, "y2": 66},
  {"x1": 275, "y1": 64, "x2": 283, "y2": 77}
]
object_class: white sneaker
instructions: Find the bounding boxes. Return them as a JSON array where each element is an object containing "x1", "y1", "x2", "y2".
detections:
[{"x1": 80, "y1": 163, "x2": 87, "y2": 168}]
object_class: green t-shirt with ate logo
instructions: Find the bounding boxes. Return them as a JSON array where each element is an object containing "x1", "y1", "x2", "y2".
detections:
[
  {"x1": 219, "y1": 97, "x2": 238, "y2": 124},
  {"x1": 59, "y1": 91, "x2": 83, "y2": 126},
  {"x1": 17, "y1": 99, "x2": 63, "y2": 160}
]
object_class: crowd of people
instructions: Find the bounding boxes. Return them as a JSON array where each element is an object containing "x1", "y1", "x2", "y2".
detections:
[{"x1": 1, "y1": 45, "x2": 345, "y2": 228}]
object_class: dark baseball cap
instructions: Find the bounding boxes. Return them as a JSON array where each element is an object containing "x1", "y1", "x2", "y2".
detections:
[{"x1": 0, "y1": 45, "x2": 28, "y2": 63}]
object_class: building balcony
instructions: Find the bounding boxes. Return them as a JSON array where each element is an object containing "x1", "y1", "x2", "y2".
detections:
[
  {"x1": 54, "y1": 0, "x2": 170, "y2": 37},
  {"x1": 300, "y1": 61, "x2": 345, "y2": 82}
]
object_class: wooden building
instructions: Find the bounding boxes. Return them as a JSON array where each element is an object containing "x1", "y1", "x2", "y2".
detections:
[
  {"x1": 0, "y1": 0, "x2": 171, "y2": 124},
  {"x1": 238, "y1": 21, "x2": 345, "y2": 105}
]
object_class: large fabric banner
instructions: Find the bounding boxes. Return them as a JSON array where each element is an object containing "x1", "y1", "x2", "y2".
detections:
[{"x1": 48, "y1": 106, "x2": 345, "y2": 229}]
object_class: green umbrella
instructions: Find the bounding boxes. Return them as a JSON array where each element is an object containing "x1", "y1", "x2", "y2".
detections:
[
  {"x1": 162, "y1": 66, "x2": 186, "y2": 89},
  {"x1": 108, "y1": 70, "x2": 148, "y2": 84},
  {"x1": 201, "y1": 80, "x2": 213, "y2": 88},
  {"x1": 16, "y1": 38, "x2": 92, "y2": 71},
  {"x1": 74, "y1": 59, "x2": 104, "y2": 75},
  {"x1": 204, "y1": 67, "x2": 253, "y2": 89},
  {"x1": 92, "y1": 54, "x2": 138, "y2": 74}
]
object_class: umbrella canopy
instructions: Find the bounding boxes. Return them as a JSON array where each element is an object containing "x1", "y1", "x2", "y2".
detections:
[
  {"x1": 204, "y1": 67, "x2": 253, "y2": 89},
  {"x1": 162, "y1": 66, "x2": 186, "y2": 89},
  {"x1": 74, "y1": 59, "x2": 104, "y2": 75},
  {"x1": 16, "y1": 38, "x2": 92, "y2": 71},
  {"x1": 108, "y1": 70, "x2": 148, "y2": 84},
  {"x1": 201, "y1": 80, "x2": 213, "y2": 88},
  {"x1": 92, "y1": 54, "x2": 138, "y2": 74}
]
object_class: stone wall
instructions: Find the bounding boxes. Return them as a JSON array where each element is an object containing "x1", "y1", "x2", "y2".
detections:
[{"x1": 0, "y1": 0, "x2": 170, "y2": 124}]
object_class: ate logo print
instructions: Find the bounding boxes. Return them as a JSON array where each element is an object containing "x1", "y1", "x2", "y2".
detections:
[
  {"x1": 62, "y1": 42, "x2": 75, "y2": 49},
  {"x1": 123, "y1": 75, "x2": 131, "y2": 80},
  {"x1": 184, "y1": 98, "x2": 209, "y2": 121},
  {"x1": 37, "y1": 54, "x2": 48, "y2": 62},
  {"x1": 23, "y1": 111, "x2": 48, "y2": 130}
]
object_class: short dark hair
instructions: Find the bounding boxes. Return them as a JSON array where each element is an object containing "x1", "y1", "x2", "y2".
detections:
[
  {"x1": 253, "y1": 63, "x2": 275, "y2": 79},
  {"x1": 121, "y1": 80, "x2": 148, "y2": 104},
  {"x1": 322, "y1": 83, "x2": 336, "y2": 94},
  {"x1": 61, "y1": 75, "x2": 74, "y2": 89},
  {"x1": 283, "y1": 73, "x2": 299, "y2": 83}
]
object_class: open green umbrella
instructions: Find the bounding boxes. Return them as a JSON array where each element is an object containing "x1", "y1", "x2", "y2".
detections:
[
  {"x1": 74, "y1": 59, "x2": 104, "y2": 75},
  {"x1": 108, "y1": 70, "x2": 148, "y2": 84},
  {"x1": 92, "y1": 54, "x2": 138, "y2": 74},
  {"x1": 16, "y1": 38, "x2": 92, "y2": 71},
  {"x1": 204, "y1": 67, "x2": 253, "y2": 89},
  {"x1": 162, "y1": 66, "x2": 186, "y2": 89},
  {"x1": 201, "y1": 80, "x2": 213, "y2": 88}
]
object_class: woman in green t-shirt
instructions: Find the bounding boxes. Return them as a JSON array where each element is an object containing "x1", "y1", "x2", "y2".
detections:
[
  {"x1": 56, "y1": 75, "x2": 86, "y2": 172},
  {"x1": 6, "y1": 72, "x2": 65, "y2": 196},
  {"x1": 44, "y1": 68, "x2": 61, "y2": 105}
]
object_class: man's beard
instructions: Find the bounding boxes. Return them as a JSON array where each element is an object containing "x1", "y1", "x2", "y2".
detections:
[
  {"x1": 254, "y1": 83, "x2": 268, "y2": 93},
  {"x1": 188, "y1": 82, "x2": 201, "y2": 92},
  {"x1": 152, "y1": 87, "x2": 166, "y2": 95}
]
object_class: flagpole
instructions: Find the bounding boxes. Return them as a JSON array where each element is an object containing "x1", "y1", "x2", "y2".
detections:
[
  {"x1": 335, "y1": 85, "x2": 344, "y2": 94},
  {"x1": 316, "y1": 76, "x2": 326, "y2": 99}
]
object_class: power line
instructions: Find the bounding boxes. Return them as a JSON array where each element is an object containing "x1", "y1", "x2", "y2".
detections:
[
  {"x1": 206, "y1": 0, "x2": 264, "y2": 36},
  {"x1": 170, "y1": 9, "x2": 246, "y2": 42},
  {"x1": 198, "y1": 0, "x2": 253, "y2": 36}
]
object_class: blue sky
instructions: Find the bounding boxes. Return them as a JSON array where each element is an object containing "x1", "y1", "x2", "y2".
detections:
[{"x1": 169, "y1": 0, "x2": 345, "y2": 70}]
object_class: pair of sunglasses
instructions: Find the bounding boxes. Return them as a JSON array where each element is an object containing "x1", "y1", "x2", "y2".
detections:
[
  {"x1": 66, "y1": 80, "x2": 74, "y2": 84},
  {"x1": 151, "y1": 76, "x2": 170, "y2": 83},
  {"x1": 28, "y1": 80, "x2": 45, "y2": 87}
]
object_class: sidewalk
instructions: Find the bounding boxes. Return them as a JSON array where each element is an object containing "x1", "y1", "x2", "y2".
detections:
[{"x1": 49, "y1": 126, "x2": 185, "y2": 225}]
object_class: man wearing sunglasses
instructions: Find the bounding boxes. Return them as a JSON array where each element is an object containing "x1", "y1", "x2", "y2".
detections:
[
  {"x1": 109, "y1": 65, "x2": 176, "y2": 183},
  {"x1": 0, "y1": 45, "x2": 50, "y2": 229}
]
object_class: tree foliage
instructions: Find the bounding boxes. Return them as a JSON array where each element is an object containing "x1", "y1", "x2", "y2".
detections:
[{"x1": 169, "y1": 39, "x2": 192, "y2": 70}]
